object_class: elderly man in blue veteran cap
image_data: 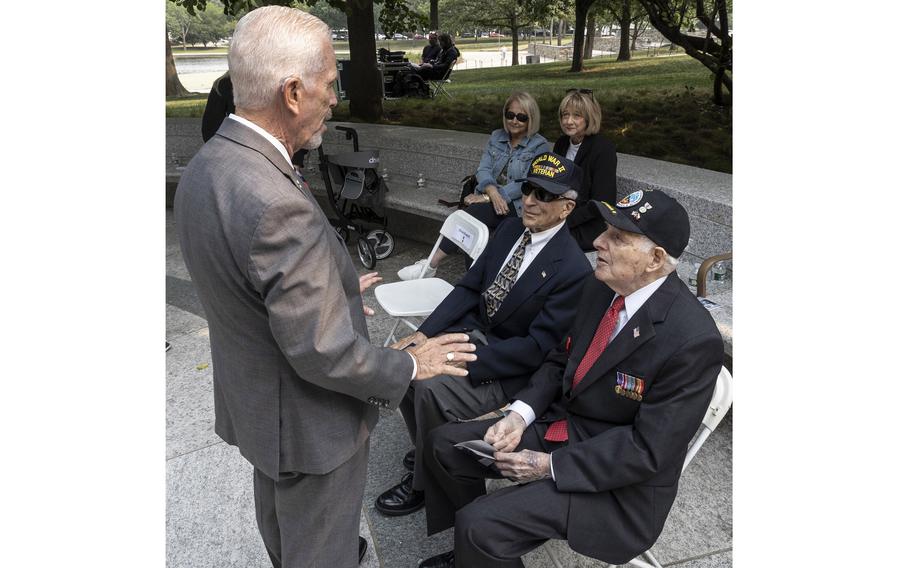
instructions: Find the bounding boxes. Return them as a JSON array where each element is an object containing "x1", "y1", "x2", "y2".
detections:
[
  {"x1": 375, "y1": 152, "x2": 593, "y2": 519},
  {"x1": 415, "y1": 189, "x2": 725, "y2": 568}
]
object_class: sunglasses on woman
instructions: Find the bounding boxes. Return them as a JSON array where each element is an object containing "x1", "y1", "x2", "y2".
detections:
[
  {"x1": 565, "y1": 88, "x2": 594, "y2": 96},
  {"x1": 521, "y1": 182, "x2": 572, "y2": 203},
  {"x1": 504, "y1": 110, "x2": 530, "y2": 123}
]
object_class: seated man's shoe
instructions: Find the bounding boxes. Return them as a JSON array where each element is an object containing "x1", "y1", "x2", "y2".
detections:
[
  {"x1": 397, "y1": 258, "x2": 436, "y2": 281},
  {"x1": 418, "y1": 550, "x2": 455, "y2": 568},
  {"x1": 402, "y1": 448, "x2": 416, "y2": 471},
  {"x1": 375, "y1": 472, "x2": 425, "y2": 516},
  {"x1": 359, "y1": 536, "x2": 367, "y2": 564}
]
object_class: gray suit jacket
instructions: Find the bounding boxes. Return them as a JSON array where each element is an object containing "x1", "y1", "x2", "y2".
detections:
[{"x1": 175, "y1": 118, "x2": 413, "y2": 479}]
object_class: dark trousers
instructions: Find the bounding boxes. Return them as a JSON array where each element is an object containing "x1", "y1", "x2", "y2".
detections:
[
  {"x1": 399, "y1": 374, "x2": 508, "y2": 491},
  {"x1": 439, "y1": 201, "x2": 517, "y2": 257},
  {"x1": 422, "y1": 419, "x2": 570, "y2": 568},
  {"x1": 253, "y1": 442, "x2": 369, "y2": 568}
]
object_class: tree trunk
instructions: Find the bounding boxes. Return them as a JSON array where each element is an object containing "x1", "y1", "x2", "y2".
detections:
[
  {"x1": 583, "y1": 13, "x2": 596, "y2": 59},
  {"x1": 346, "y1": 0, "x2": 383, "y2": 121},
  {"x1": 557, "y1": 19, "x2": 564, "y2": 46},
  {"x1": 511, "y1": 18, "x2": 519, "y2": 66},
  {"x1": 617, "y1": 0, "x2": 631, "y2": 61},
  {"x1": 570, "y1": 0, "x2": 593, "y2": 72},
  {"x1": 430, "y1": 0, "x2": 439, "y2": 30},
  {"x1": 166, "y1": 31, "x2": 190, "y2": 98}
]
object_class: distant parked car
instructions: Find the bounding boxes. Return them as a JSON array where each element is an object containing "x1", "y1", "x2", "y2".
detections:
[
  {"x1": 392, "y1": 33, "x2": 406, "y2": 40},
  {"x1": 489, "y1": 31, "x2": 503, "y2": 38},
  {"x1": 413, "y1": 33, "x2": 426, "y2": 39}
]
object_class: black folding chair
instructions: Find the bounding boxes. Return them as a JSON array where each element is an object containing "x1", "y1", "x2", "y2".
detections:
[{"x1": 428, "y1": 60, "x2": 456, "y2": 99}]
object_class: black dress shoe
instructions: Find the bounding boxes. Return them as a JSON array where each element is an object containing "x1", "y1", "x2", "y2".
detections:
[
  {"x1": 418, "y1": 549, "x2": 455, "y2": 568},
  {"x1": 375, "y1": 471, "x2": 425, "y2": 516},
  {"x1": 402, "y1": 448, "x2": 416, "y2": 471},
  {"x1": 359, "y1": 536, "x2": 367, "y2": 564}
]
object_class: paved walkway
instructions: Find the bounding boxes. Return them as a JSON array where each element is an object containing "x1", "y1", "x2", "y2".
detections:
[{"x1": 166, "y1": 209, "x2": 732, "y2": 567}]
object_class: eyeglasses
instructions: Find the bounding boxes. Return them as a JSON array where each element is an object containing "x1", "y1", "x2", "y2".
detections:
[
  {"x1": 504, "y1": 110, "x2": 529, "y2": 123},
  {"x1": 565, "y1": 88, "x2": 594, "y2": 96},
  {"x1": 521, "y1": 182, "x2": 573, "y2": 203}
]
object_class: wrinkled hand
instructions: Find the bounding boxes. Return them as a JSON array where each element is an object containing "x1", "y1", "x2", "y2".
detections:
[
  {"x1": 390, "y1": 331, "x2": 428, "y2": 351},
  {"x1": 494, "y1": 449, "x2": 551, "y2": 484},
  {"x1": 487, "y1": 188, "x2": 510, "y2": 216},
  {"x1": 483, "y1": 411, "x2": 526, "y2": 452},
  {"x1": 407, "y1": 333, "x2": 477, "y2": 380},
  {"x1": 462, "y1": 193, "x2": 486, "y2": 206},
  {"x1": 359, "y1": 272, "x2": 382, "y2": 316}
]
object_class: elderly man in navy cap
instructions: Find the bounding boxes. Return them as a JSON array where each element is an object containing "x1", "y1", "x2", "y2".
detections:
[
  {"x1": 375, "y1": 152, "x2": 593, "y2": 520},
  {"x1": 416, "y1": 189, "x2": 725, "y2": 568}
]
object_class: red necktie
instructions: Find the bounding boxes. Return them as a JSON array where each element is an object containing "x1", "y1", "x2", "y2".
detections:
[{"x1": 545, "y1": 295, "x2": 625, "y2": 442}]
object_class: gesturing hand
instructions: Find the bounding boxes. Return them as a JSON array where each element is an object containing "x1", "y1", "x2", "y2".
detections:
[
  {"x1": 494, "y1": 449, "x2": 551, "y2": 484},
  {"x1": 407, "y1": 333, "x2": 477, "y2": 380},
  {"x1": 483, "y1": 411, "x2": 526, "y2": 453},
  {"x1": 359, "y1": 272, "x2": 382, "y2": 316}
]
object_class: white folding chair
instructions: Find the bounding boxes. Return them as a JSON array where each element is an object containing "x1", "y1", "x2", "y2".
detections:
[
  {"x1": 542, "y1": 366, "x2": 734, "y2": 568},
  {"x1": 374, "y1": 210, "x2": 490, "y2": 346}
]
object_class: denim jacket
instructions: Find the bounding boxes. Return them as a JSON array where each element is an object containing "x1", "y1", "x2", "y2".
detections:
[{"x1": 474, "y1": 129, "x2": 549, "y2": 215}]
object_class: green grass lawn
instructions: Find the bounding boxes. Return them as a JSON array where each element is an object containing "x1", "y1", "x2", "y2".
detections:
[{"x1": 166, "y1": 53, "x2": 731, "y2": 173}]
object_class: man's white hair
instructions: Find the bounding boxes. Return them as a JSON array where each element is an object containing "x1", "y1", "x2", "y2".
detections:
[
  {"x1": 228, "y1": 6, "x2": 331, "y2": 111},
  {"x1": 635, "y1": 233, "x2": 679, "y2": 268}
]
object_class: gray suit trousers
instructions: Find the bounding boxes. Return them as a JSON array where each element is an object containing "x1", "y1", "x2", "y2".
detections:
[
  {"x1": 254, "y1": 442, "x2": 369, "y2": 568},
  {"x1": 399, "y1": 374, "x2": 508, "y2": 492}
]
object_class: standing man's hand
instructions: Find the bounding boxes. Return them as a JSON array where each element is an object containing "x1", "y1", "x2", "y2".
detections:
[
  {"x1": 358, "y1": 272, "x2": 382, "y2": 316},
  {"x1": 483, "y1": 411, "x2": 526, "y2": 453},
  {"x1": 494, "y1": 450, "x2": 551, "y2": 483},
  {"x1": 407, "y1": 333, "x2": 477, "y2": 379}
]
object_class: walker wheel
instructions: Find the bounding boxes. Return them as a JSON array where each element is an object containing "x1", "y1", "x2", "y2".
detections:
[
  {"x1": 357, "y1": 237, "x2": 377, "y2": 269},
  {"x1": 366, "y1": 229, "x2": 395, "y2": 260}
]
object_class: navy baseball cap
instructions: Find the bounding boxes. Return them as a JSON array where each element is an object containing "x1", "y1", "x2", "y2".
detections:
[
  {"x1": 591, "y1": 189, "x2": 690, "y2": 258},
  {"x1": 515, "y1": 152, "x2": 583, "y2": 195}
]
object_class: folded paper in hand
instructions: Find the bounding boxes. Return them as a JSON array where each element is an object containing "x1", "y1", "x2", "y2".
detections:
[{"x1": 454, "y1": 439, "x2": 497, "y2": 467}]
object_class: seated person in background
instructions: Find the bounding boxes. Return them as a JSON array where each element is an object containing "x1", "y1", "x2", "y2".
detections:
[
  {"x1": 553, "y1": 88, "x2": 618, "y2": 252},
  {"x1": 374, "y1": 153, "x2": 592, "y2": 519},
  {"x1": 421, "y1": 32, "x2": 442, "y2": 63},
  {"x1": 416, "y1": 32, "x2": 459, "y2": 80},
  {"x1": 397, "y1": 91, "x2": 549, "y2": 280},
  {"x1": 201, "y1": 72, "x2": 233, "y2": 142},
  {"x1": 416, "y1": 189, "x2": 724, "y2": 568}
]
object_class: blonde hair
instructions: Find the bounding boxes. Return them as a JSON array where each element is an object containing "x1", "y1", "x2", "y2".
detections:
[
  {"x1": 229, "y1": 6, "x2": 331, "y2": 111},
  {"x1": 502, "y1": 91, "x2": 541, "y2": 138},
  {"x1": 559, "y1": 91, "x2": 602, "y2": 135}
]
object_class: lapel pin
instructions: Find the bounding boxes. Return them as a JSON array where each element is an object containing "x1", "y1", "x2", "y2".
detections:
[
  {"x1": 633, "y1": 327, "x2": 640, "y2": 338},
  {"x1": 541, "y1": 270, "x2": 547, "y2": 278}
]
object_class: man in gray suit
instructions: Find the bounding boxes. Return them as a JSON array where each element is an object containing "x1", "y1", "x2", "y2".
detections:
[{"x1": 174, "y1": 7, "x2": 476, "y2": 568}]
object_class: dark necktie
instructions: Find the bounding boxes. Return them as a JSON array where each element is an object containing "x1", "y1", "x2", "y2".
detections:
[
  {"x1": 482, "y1": 230, "x2": 532, "y2": 318},
  {"x1": 544, "y1": 295, "x2": 626, "y2": 442}
]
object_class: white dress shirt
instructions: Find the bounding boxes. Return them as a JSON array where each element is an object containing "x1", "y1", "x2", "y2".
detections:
[
  {"x1": 494, "y1": 220, "x2": 566, "y2": 279},
  {"x1": 506, "y1": 275, "x2": 669, "y2": 479},
  {"x1": 227, "y1": 115, "x2": 420, "y2": 379},
  {"x1": 228, "y1": 114, "x2": 294, "y2": 168}
]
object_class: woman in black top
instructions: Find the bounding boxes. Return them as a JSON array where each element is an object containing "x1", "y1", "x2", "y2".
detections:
[{"x1": 552, "y1": 89, "x2": 618, "y2": 251}]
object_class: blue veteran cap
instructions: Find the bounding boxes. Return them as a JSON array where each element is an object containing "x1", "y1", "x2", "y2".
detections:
[{"x1": 515, "y1": 152, "x2": 583, "y2": 195}]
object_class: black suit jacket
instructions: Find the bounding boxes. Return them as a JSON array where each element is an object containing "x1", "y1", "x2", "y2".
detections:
[
  {"x1": 553, "y1": 134, "x2": 618, "y2": 251},
  {"x1": 514, "y1": 274, "x2": 723, "y2": 563},
  {"x1": 419, "y1": 217, "x2": 591, "y2": 398}
]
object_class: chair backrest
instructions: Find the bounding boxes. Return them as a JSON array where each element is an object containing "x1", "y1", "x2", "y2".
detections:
[
  {"x1": 417, "y1": 210, "x2": 490, "y2": 278},
  {"x1": 682, "y1": 366, "x2": 733, "y2": 471}
]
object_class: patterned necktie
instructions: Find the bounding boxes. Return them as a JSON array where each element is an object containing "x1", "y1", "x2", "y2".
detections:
[
  {"x1": 545, "y1": 295, "x2": 626, "y2": 442},
  {"x1": 482, "y1": 230, "x2": 532, "y2": 318}
]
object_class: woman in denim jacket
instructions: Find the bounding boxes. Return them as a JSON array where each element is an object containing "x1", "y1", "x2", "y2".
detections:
[{"x1": 398, "y1": 91, "x2": 549, "y2": 280}]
